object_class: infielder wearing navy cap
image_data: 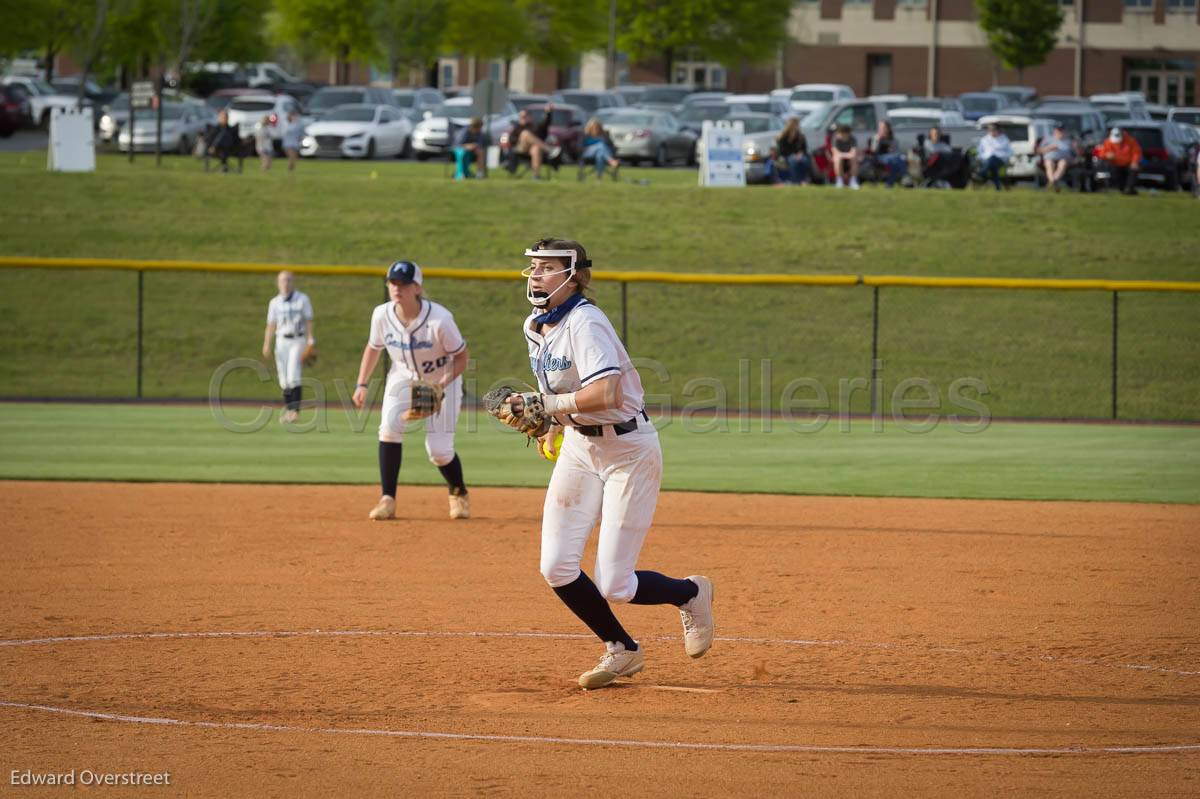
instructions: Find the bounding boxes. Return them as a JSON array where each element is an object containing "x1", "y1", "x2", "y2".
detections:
[{"x1": 387, "y1": 260, "x2": 423, "y2": 285}]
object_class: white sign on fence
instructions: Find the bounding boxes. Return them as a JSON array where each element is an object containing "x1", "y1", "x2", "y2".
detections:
[
  {"x1": 131, "y1": 80, "x2": 155, "y2": 108},
  {"x1": 699, "y1": 120, "x2": 745, "y2": 187},
  {"x1": 47, "y1": 107, "x2": 95, "y2": 173}
]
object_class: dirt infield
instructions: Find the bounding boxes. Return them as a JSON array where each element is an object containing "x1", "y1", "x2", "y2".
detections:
[{"x1": 1, "y1": 481, "x2": 1197, "y2": 796}]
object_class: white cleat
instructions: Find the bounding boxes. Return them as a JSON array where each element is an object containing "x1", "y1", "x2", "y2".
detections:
[
  {"x1": 578, "y1": 642, "x2": 644, "y2": 690},
  {"x1": 680, "y1": 575, "x2": 715, "y2": 658},
  {"x1": 449, "y1": 493, "x2": 470, "y2": 519},
  {"x1": 368, "y1": 495, "x2": 395, "y2": 521}
]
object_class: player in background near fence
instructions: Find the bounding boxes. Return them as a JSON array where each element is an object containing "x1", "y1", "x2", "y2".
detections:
[
  {"x1": 515, "y1": 237, "x2": 715, "y2": 689},
  {"x1": 262, "y1": 270, "x2": 314, "y2": 424},
  {"x1": 352, "y1": 261, "x2": 472, "y2": 521}
]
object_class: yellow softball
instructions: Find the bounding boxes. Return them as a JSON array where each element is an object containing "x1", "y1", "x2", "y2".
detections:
[{"x1": 538, "y1": 430, "x2": 565, "y2": 462}]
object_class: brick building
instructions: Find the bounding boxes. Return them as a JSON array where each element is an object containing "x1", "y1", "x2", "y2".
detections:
[{"x1": 305, "y1": 0, "x2": 1198, "y2": 105}]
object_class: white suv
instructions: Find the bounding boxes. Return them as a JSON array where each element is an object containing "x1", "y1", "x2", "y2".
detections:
[
  {"x1": 1, "y1": 75, "x2": 78, "y2": 126},
  {"x1": 977, "y1": 114, "x2": 1057, "y2": 180},
  {"x1": 225, "y1": 94, "x2": 306, "y2": 152}
]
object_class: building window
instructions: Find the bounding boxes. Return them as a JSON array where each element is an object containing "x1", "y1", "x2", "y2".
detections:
[
  {"x1": 1166, "y1": 0, "x2": 1196, "y2": 10},
  {"x1": 674, "y1": 62, "x2": 726, "y2": 89},
  {"x1": 897, "y1": 0, "x2": 927, "y2": 6},
  {"x1": 1123, "y1": 0, "x2": 1152, "y2": 8},
  {"x1": 438, "y1": 59, "x2": 457, "y2": 89},
  {"x1": 844, "y1": 0, "x2": 871, "y2": 5}
]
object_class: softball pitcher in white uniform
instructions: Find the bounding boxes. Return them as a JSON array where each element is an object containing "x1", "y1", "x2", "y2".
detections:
[
  {"x1": 352, "y1": 261, "x2": 471, "y2": 521},
  {"x1": 263, "y1": 270, "x2": 314, "y2": 424},
  {"x1": 514, "y1": 238, "x2": 715, "y2": 690}
]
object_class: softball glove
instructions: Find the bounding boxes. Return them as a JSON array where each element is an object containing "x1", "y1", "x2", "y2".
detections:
[
  {"x1": 482, "y1": 386, "x2": 553, "y2": 440},
  {"x1": 402, "y1": 380, "x2": 444, "y2": 420}
]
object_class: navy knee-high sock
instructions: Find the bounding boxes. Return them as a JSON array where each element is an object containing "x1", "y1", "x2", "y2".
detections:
[
  {"x1": 437, "y1": 454, "x2": 466, "y2": 495},
  {"x1": 379, "y1": 442, "x2": 402, "y2": 498},
  {"x1": 630, "y1": 571, "x2": 699, "y2": 606},
  {"x1": 552, "y1": 573, "x2": 638, "y2": 652}
]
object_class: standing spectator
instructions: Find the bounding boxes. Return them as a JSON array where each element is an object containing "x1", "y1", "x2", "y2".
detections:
[
  {"x1": 207, "y1": 109, "x2": 238, "y2": 173},
  {"x1": 505, "y1": 106, "x2": 561, "y2": 177},
  {"x1": 976, "y1": 123, "x2": 1012, "y2": 190},
  {"x1": 452, "y1": 117, "x2": 486, "y2": 180},
  {"x1": 1037, "y1": 124, "x2": 1074, "y2": 191},
  {"x1": 776, "y1": 117, "x2": 810, "y2": 184},
  {"x1": 830, "y1": 124, "x2": 859, "y2": 189},
  {"x1": 255, "y1": 114, "x2": 273, "y2": 171},
  {"x1": 1096, "y1": 127, "x2": 1142, "y2": 195},
  {"x1": 282, "y1": 109, "x2": 303, "y2": 172},
  {"x1": 581, "y1": 118, "x2": 620, "y2": 179},
  {"x1": 873, "y1": 119, "x2": 906, "y2": 188}
]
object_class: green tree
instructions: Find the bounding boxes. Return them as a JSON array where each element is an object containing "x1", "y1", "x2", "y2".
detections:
[
  {"x1": 442, "y1": 0, "x2": 527, "y2": 82},
  {"x1": 617, "y1": 0, "x2": 792, "y2": 83},
  {"x1": 275, "y1": 0, "x2": 377, "y2": 83},
  {"x1": 192, "y1": 0, "x2": 273, "y2": 65},
  {"x1": 975, "y1": 0, "x2": 1063, "y2": 82},
  {"x1": 0, "y1": 0, "x2": 105, "y2": 81},
  {"x1": 518, "y1": 0, "x2": 607, "y2": 69},
  {"x1": 371, "y1": 0, "x2": 447, "y2": 85}
]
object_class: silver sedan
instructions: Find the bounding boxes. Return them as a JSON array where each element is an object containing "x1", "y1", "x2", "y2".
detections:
[
  {"x1": 117, "y1": 103, "x2": 212, "y2": 154},
  {"x1": 603, "y1": 110, "x2": 697, "y2": 167}
]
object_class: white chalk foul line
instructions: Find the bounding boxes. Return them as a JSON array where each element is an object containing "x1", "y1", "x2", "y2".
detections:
[
  {"x1": 0, "y1": 700, "x2": 1197, "y2": 757},
  {"x1": 0, "y1": 628, "x2": 1196, "y2": 677}
]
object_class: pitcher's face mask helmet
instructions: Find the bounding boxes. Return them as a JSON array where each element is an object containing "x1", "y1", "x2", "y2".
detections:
[{"x1": 521, "y1": 245, "x2": 591, "y2": 307}]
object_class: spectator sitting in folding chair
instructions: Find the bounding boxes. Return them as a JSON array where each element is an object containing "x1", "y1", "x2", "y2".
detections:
[
  {"x1": 207, "y1": 109, "x2": 240, "y2": 173},
  {"x1": 830, "y1": 125, "x2": 860, "y2": 189},
  {"x1": 1038, "y1": 124, "x2": 1074, "y2": 192},
  {"x1": 873, "y1": 120, "x2": 907, "y2": 188},
  {"x1": 776, "y1": 117, "x2": 810, "y2": 184},
  {"x1": 976, "y1": 123, "x2": 1012, "y2": 190},
  {"x1": 504, "y1": 106, "x2": 561, "y2": 178},
  {"x1": 453, "y1": 117, "x2": 486, "y2": 180},
  {"x1": 579, "y1": 118, "x2": 620, "y2": 180}
]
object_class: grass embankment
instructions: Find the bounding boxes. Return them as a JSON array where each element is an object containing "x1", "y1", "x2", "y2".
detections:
[{"x1": 0, "y1": 153, "x2": 1197, "y2": 419}]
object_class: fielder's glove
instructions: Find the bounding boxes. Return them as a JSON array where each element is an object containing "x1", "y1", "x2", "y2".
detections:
[
  {"x1": 301, "y1": 343, "x2": 318, "y2": 367},
  {"x1": 402, "y1": 380, "x2": 444, "y2": 420},
  {"x1": 482, "y1": 386, "x2": 553, "y2": 440}
]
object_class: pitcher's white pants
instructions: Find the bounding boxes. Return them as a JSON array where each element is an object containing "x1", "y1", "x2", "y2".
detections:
[
  {"x1": 274, "y1": 336, "x2": 304, "y2": 390},
  {"x1": 378, "y1": 375, "x2": 462, "y2": 466},
  {"x1": 540, "y1": 422, "x2": 662, "y2": 603}
]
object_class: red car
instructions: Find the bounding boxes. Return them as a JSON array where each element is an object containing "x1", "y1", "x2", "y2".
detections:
[
  {"x1": 500, "y1": 103, "x2": 586, "y2": 161},
  {"x1": 0, "y1": 85, "x2": 25, "y2": 136}
]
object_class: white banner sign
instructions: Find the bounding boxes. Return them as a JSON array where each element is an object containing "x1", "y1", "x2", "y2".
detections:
[
  {"x1": 47, "y1": 107, "x2": 95, "y2": 173},
  {"x1": 699, "y1": 120, "x2": 745, "y2": 187}
]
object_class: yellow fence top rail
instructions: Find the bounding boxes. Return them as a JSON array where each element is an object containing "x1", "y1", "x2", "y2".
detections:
[{"x1": 1, "y1": 256, "x2": 1198, "y2": 293}]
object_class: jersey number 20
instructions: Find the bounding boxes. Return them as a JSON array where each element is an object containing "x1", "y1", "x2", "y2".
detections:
[{"x1": 422, "y1": 356, "x2": 449, "y2": 374}]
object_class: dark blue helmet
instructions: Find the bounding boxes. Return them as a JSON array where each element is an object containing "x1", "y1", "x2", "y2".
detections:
[{"x1": 386, "y1": 260, "x2": 423, "y2": 285}]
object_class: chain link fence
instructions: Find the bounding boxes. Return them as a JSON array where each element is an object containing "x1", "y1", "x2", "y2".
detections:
[{"x1": 1, "y1": 260, "x2": 1197, "y2": 422}]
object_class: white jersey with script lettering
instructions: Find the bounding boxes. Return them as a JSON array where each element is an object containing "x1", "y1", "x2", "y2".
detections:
[
  {"x1": 368, "y1": 299, "x2": 466, "y2": 383},
  {"x1": 368, "y1": 298, "x2": 466, "y2": 452},
  {"x1": 523, "y1": 299, "x2": 645, "y2": 427}
]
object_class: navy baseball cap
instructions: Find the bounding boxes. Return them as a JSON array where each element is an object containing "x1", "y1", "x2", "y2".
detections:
[{"x1": 386, "y1": 260, "x2": 423, "y2": 285}]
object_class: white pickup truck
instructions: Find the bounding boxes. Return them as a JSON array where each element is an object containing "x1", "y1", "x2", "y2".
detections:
[{"x1": 1, "y1": 75, "x2": 79, "y2": 127}]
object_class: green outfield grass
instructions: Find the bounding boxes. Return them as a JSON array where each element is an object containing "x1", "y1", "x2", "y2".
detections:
[
  {"x1": 0, "y1": 403, "x2": 1196, "y2": 503},
  {"x1": 0, "y1": 153, "x2": 1198, "y2": 420}
]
